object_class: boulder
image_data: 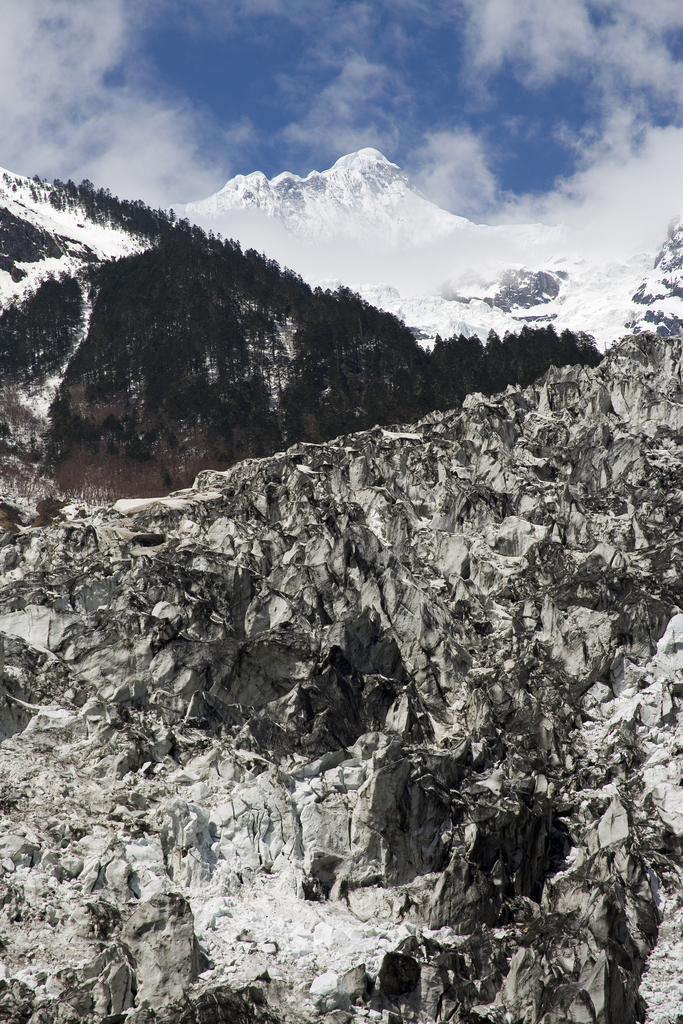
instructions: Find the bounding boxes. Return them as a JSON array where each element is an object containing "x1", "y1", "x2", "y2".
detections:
[
  {"x1": 309, "y1": 972, "x2": 351, "y2": 1013},
  {"x1": 121, "y1": 893, "x2": 199, "y2": 1009},
  {"x1": 597, "y1": 798, "x2": 629, "y2": 848},
  {"x1": 378, "y1": 952, "x2": 420, "y2": 999}
]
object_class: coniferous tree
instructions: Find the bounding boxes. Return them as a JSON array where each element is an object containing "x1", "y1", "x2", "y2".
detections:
[
  {"x1": 0, "y1": 274, "x2": 82, "y2": 382},
  {"x1": 38, "y1": 218, "x2": 602, "y2": 494}
]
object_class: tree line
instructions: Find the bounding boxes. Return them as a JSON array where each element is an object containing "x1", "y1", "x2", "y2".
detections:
[{"x1": 42, "y1": 225, "x2": 601, "y2": 492}]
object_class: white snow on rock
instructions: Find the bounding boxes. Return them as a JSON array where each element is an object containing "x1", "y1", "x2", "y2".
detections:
[
  {"x1": 651, "y1": 785, "x2": 683, "y2": 837},
  {"x1": 309, "y1": 971, "x2": 350, "y2": 1012},
  {"x1": 568, "y1": 606, "x2": 683, "y2": 1023},
  {"x1": 597, "y1": 798, "x2": 629, "y2": 848},
  {"x1": 112, "y1": 491, "x2": 224, "y2": 515},
  {"x1": 0, "y1": 167, "x2": 142, "y2": 309},
  {"x1": 356, "y1": 249, "x2": 657, "y2": 351}
]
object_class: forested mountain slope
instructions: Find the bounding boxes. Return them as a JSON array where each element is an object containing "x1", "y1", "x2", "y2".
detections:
[
  {"x1": 0, "y1": 170, "x2": 176, "y2": 504},
  {"x1": 0, "y1": 171, "x2": 600, "y2": 503},
  {"x1": 45, "y1": 225, "x2": 600, "y2": 496}
]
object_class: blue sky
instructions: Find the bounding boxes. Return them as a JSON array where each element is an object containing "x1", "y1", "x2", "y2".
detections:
[
  {"x1": 3, "y1": 1, "x2": 683, "y2": 234},
  {"x1": 148, "y1": 5, "x2": 590, "y2": 196}
]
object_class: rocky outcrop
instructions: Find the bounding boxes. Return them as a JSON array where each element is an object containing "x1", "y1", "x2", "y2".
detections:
[
  {"x1": 630, "y1": 216, "x2": 683, "y2": 338},
  {"x1": 0, "y1": 207, "x2": 63, "y2": 280},
  {"x1": 122, "y1": 894, "x2": 200, "y2": 1009},
  {"x1": 485, "y1": 268, "x2": 561, "y2": 312},
  {"x1": 1, "y1": 332, "x2": 683, "y2": 1022}
]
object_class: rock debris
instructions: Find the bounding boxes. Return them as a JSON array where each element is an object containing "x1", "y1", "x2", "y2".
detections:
[{"x1": 1, "y1": 332, "x2": 683, "y2": 1023}]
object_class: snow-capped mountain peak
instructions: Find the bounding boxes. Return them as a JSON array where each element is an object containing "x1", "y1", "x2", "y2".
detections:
[
  {"x1": 182, "y1": 149, "x2": 683, "y2": 351},
  {"x1": 184, "y1": 148, "x2": 467, "y2": 247},
  {"x1": 267, "y1": 146, "x2": 397, "y2": 184}
]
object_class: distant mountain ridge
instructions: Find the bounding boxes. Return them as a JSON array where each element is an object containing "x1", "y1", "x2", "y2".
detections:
[
  {"x1": 183, "y1": 149, "x2": 682, "y2": 350},
  {"x1": 3, "y1": 153, "x2": 683, "y2": 355},
  {"x1": 184, "y1": 148, "x2": 469, "y2": 247}
]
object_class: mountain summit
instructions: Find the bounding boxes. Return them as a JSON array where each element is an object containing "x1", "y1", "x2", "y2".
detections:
[
  {"x1": 182, "y1": 150, "x2": 683, "y2": 349},
  {"x1": 185, "y1": 147, "x2": 468, "y2": 247}
]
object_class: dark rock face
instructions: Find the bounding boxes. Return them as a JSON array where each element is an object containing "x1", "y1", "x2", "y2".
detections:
[
  {"x1": 0, "y1": 208, "x2": 63, "y2": 278},
  {"x1": 1, "y1": 332, "x2": 683, "y2": 1022},
  {"x1": 122, "y1": 894, "x2": 199, "y2": 1009},
  {"x1": 631, "y1": 216, "x2": 683, "y2": 337},
  {"x1": 485, "y1": 269, "x2": 562, "y2": 312},
  {"x1": 378, "y1": 953, "x2": 421, "y2": 998}
]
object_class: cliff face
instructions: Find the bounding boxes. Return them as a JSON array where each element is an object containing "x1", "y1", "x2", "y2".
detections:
[
  {"x1": 1, "y1": 333, "x2": 683, "y2": 1023},
  {"x1": 0, "y1": 207, "x2": 64, "y2": 281}
]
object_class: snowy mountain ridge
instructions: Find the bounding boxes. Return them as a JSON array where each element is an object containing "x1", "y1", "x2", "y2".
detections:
[
  {"x1": 182, "y1": 149, "x2": 683, "y2": 350},
  {"x1": 0, "y1": 167, "x2": 143, "y2": 311},
  {"x1": 0, "y1": 169, "x2": 163, "y2": 500},
  {"x1": 2, "y1": 152, "x2": 683, "y2": 362},
  {"x1": 184, "y1": 148, "x2": 473, "y2": 248}
]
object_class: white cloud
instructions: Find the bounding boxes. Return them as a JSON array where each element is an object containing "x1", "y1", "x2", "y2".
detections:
[
  {"x1": 497, "y1": 119, "x2": 683, "y2": 256},
  {"x1": 281, "y1": 55, "x2": 405, "y2": 160},
  {"x1": 459, "y1": 0, "x2": 683, "y2": 104},
  {"x1": 0, "y1": 0, "x2": 233, "y2": 204},
  {"x1": 409, "y1": 128, "x2": 499, "y2": 219},
  {"x1": 406, "y1": 1, "x2": 683, "y2": 253}
]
